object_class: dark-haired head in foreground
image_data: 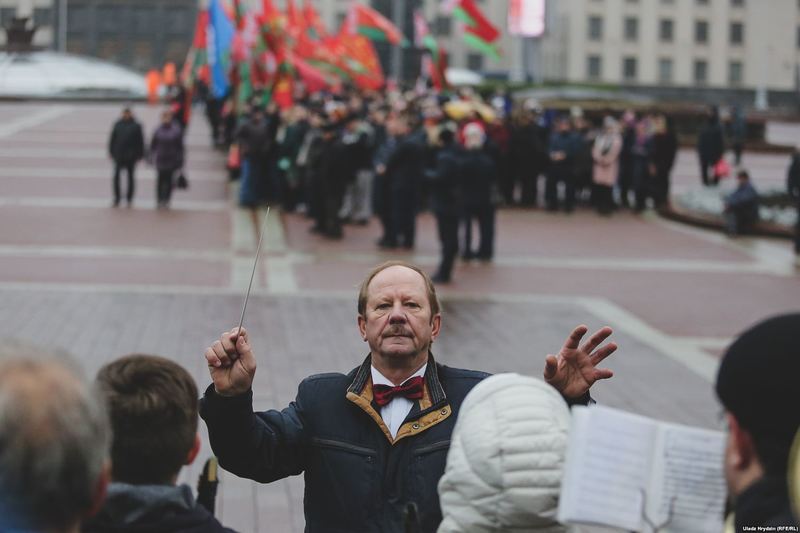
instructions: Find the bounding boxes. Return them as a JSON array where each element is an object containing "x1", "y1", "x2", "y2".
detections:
[
  {"x1": 87, "y1": 354, "x2": 236, "y2": 533},
  {"x1": 716, "y1": 314, "x2": 800, "y2": 529}
]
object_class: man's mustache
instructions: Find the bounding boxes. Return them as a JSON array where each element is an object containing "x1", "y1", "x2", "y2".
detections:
[{"x1": 383, "y1": 325, "x2": 412, "y2": 337}]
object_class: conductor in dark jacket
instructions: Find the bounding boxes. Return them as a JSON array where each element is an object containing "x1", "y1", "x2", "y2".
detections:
[
  {"x1": 200, "y1": 261, "x2": 618, "y2": 532},
  {"x1": 108, "y1": 107, "x2": 145, "y2": 207}
]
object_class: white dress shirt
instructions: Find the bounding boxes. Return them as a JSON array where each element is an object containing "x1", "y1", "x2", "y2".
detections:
[{"x1": 371, "y1": 363, "x2": 427, "y2": 439}]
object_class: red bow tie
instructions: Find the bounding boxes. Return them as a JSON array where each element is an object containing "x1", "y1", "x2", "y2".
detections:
[{"x1": 373, "y1": 376, "x2": 424, "y2": 407}]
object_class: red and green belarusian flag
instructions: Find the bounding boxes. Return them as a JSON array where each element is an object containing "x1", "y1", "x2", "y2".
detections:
[
  {"x1": 448, "y1": 0, "x2": 500, "y2": 59},
  {"x1": 345, "y1": 2, "x2": 406, "y2": 46},
  {"x1": 413, "y1": 10, "x2": 448, "y2": 90},
  {"x1": 181, "y1": 9, "x2": 209, "y2": 85}
]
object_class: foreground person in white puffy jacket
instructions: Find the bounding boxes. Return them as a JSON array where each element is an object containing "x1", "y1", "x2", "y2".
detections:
[{"x1": 437, "y1": 373, "x2": 571, "y2": 533}]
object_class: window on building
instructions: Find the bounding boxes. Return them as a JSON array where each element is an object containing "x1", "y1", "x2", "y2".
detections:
[
  {"x1": 336, "y1": 12, "x2": 347, "y2": 29},
  {"x1": 165, "y1": 7, "x2": 190, "y2": 34},
  {"x1": 33, "y1": 7, "x2": 51, "y2": 27},
  {"x1": 467, "y1": 53, "x2": 484, "y2": 71},
  {"x1": 588, "y1": 16, "x2": 603, "y2": 40},
  {"x1": 434, "y1": 15, "x2": 451, "y2": 36},
  {"x1": 624, "y1": 17, "x2": 639, "y2": 41},
  {"x1": 659, "y1": 19, "x2": 673, "y2": 42},
  {"x1": 587, "y1": 55, "x2": 602, "y2": 79},
  {"x1": 730, "y1": 22, "x2": 744, "y2": 45},
  {"x1": 696, "y1": 0, "x2": 709, "y2": 4},
  {"x1": 623, "y1": 57, "x2": 637, "y2": 81},
  {"x1": 658, "y1": 58, "x2": 673, "y2": 83},
  {"x1": 132, "y1": 7, "x2": 155, "y2": 35},
  {"x1": 729, "y1": 61, "x2": 743, "y2": 86},
  {"x1": 0, "y1": 7, "x2": 16, "y2": 26},
  {"x1": 731, "y1": 0, "x2": 744, "y2": 5},
  {"x1": 695, "y1": 20, "x2": 709, "y2": 43},
  {"x1": 661, "y1": 0, "x2": 675, "y2": 3},
  {"x1": 96, "y1": 5, "x2": 118, "y2": 34},
  {"x1": 67, "y1": 4, "x2": 89, "y2": 33},
  {"x1": 694, "y1": 60, "x2": 708, "y2": 85}
]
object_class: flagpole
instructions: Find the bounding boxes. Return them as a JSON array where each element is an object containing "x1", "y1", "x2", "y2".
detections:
[{"x1": 391, "y1": 0, "x2": 405, "y2": 82}]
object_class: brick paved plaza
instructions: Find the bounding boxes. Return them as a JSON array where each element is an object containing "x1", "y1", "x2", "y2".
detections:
[{"x1": 0, "y1": 102, "x2": 798, "y2": 531}]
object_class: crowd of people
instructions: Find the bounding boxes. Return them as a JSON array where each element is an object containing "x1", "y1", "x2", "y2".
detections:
[
  {"x1": 193, "y1": 84, "x2": 694, "y2": 281},
  {"x1": 1, "y1": 261, "x2": 798, "y2": 532}
]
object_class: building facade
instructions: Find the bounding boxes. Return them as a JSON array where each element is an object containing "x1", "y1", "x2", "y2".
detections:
[{"x1": 550, "y1": 0, "x2": 799, "y2": 92}]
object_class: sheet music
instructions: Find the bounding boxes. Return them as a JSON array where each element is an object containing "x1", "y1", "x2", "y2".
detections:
[
  {"x1": 648, "y1": 424, "x2": 726, "y2": 533},
  {"x1": 558, "y1": 406, "x2": 658, "y2": 532}
]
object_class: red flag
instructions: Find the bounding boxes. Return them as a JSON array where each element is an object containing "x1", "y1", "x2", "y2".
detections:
[
  {"x1": 346, "y1": 3, "x2": 405, "y2": 45},
  {"x1": 303, "y1": 0, "x2": 327, "y2": 39}
]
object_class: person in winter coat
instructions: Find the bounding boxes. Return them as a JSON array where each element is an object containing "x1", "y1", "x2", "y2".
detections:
[
  {"x1": 509, "y1": 110, "x2": 546, "y2": 207},
  {"x1": 149, "y1": 110, "x2": 185, "y2": 209},
  {"x1": 630, "y1": 120, "x2": 654, "y2": 212},
  {"x1": 729, "y1": 106, "x2": 747, "y2": 166},
  {"x1": 438, "y1": 374, "x2": 571, "y2": 533},
  {"x1": 201, "y1": 261, "x2": 617, "y2": 532},
  {"x1": 650, "y1": 115, "x2": 679, "y2": 209},
  {"x1": 108, "y1": 107, "x2": 145, "y2": 207},
  {"x1": 617, "y1": 110, "x2": 637, "y2": 209},
  {"x1": 546, "y1": 117, "x2": 577, "y2": 213},
  {"x1": 461, "y1": 123, "x2": 497, "y2": 261},
  {"x1": 381, "y1": 116, "x2": 425, "y2": 249},
  {"x1": 592, "y1": 117, "x2": 623, "y2": 216},
  {"x1": 724, "y1": 169, "x2": 759, "y2": 236},
  {"x1": 787, "y1": 147, "x2": 800, "y2": 257},
  {"x1": 697, "y1": 107, "x2": 725, "y2": 186},
  {"x1": 84, "y1": 354, "x2": 237, "y2": 533},
  {"x1": 429, "y1": 128, "x2": 463, "y2": 283}
]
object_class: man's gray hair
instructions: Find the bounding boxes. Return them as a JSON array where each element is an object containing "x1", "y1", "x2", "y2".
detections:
[{"x1": 0, "y1": 340, "x2": 110, "y2": 531}]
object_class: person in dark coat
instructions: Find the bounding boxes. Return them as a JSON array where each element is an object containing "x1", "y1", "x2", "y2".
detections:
[
  {"x1": 724, "y1": 169, "x2": 759, "y2": 236},
  {"x1": 571, "y1": 116, "x2": 595, "y2": 205},
  {"x1": 108, "y1": 107, "x2": 145, "y2": 207},
  {"x1": 461, "y1": 123, "x2": 497, "y2": 261},
  {"x1": 617, "y1": 110, "x2": 637, "y2": 209},
  {"x1": 787, "y1": 147, "x2": 800, "y2": 257},
  {"x1": 729, "y1": 106, "x2": 747, "y2": 166},
  {"x1": 382, "y1": 116, "x2": 424, "y2": 249},
  {"x1": 630, "y1": 119, "x2": 654, "y2": 212},
  {"x1": 716, "y1": 314, "x2": 800, "y2": 531},
  {"x1": 509, "y1": 111, "x2": 545, "y2": 207},
  {"x1": 650, "y1": 115, "x2": 679, "y2": 209},
  {"x1": 428, "y1": 129, "x2": 462, "y2": 283},
  {"x1": 545, "y1": 116, "x2": 576, "y2": 213},
  {"x1": 84, "y1": 354, "x2": 236, "y2": 533},
  {"x1": 149, "y1": 110, "x2": 185, "y2": 209},
  {"x1": 697, "y1": 106, "x2": 725, "y2": 186},
  {"x1": 316, "y1": 124, "x2": 352, "y2": 240},
  {"x1": 201, "y1": 261, "x2": 617, "y2": 533}
]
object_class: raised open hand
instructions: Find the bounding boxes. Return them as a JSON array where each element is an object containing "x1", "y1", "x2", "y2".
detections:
[
  {"x1": 205, "y1": 327, "x2": 257, "y2": 397},
  {"x1": 543, "y1": 325, "x2": 617, "y2": 399}
]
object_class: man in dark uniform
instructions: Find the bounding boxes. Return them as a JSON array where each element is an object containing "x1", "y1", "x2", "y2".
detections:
[
  {"x1": 383, "y1": 116, "x2": 425, "y2": 249},
  {"x1": 108, "y1": 107, "x2": 145, "y2": 207},
  {"x1": 201, "y1": 261, "x2": 618, "y2": 532}
]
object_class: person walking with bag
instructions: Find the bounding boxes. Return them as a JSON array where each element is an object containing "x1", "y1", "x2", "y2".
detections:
[{"x1": 149, "y1": 110, "x2": 185, "y2": 209}]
